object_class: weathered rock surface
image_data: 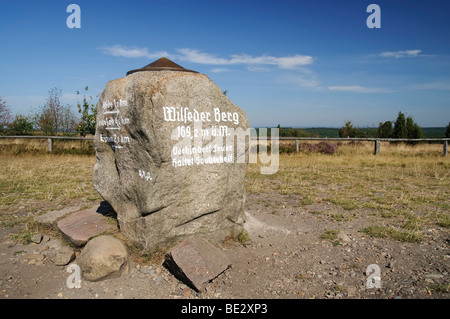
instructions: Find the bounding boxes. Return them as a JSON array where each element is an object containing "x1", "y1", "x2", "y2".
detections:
[
  {"x1": 34, "y1": 206, "x2": 81, "y2": 227},
  {"x1": 77, "y1": 235, "x2": 129, "y2": 281},
  {"x1": 164, "y1": 237, "x2": 231, "y2": 291},
  {"x1": 51, "y1": 246, "x2": 75, "y2": 266},
  {"x1": 30, "y1": 234, "x2": 43, "y2": 244},
  {"x1": 56, "y1": 207, "x2": 116, "y2": 247},
  {"x1": 93, "y1": 58, "x2": 250, "y2": 252}
]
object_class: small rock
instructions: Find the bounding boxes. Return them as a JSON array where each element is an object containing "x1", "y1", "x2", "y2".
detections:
[
  {"x1": 26, "y1": 254, "x2": 45, "y2": 265},
  {"x1": 31, "y1": 234, "x2": 43, "y2": 244},
  {"x1": 77, "y1": 235, "x2": 129, "y2": 281},
  {"x1": 337, "y1": 231, "x2": 351, "y2": 244},
  {"x1": 51, "y1": 246, "x2": 75, "y2": 266},
  {"x1": 425, "y1": 273, "x2": 443, "y2": 280}
]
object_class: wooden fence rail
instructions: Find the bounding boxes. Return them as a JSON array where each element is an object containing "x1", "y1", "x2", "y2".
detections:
[
  {"x1": 0, "y1": 135, "x2": 94, "y2": 153},
  {"x1": 277, "y1": 137, "x2": 449, "y2": 156},
  {"x1": 0, "y1": 135, "x2": 449, "y2": 156}
]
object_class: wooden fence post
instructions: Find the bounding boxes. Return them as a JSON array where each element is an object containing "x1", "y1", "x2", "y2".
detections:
[
  {"x1": 295, "y1": 139, "x2": 299, "y2": 152},
  {"x1": 47, "y1": 138, "x2": 52, "y2": 153},
  {"x1": 444, "y1": 140, "x2": 448, "y2": 157},
  {"x1": 373, "y1": 139, "x2": 380, "y2": 155}
]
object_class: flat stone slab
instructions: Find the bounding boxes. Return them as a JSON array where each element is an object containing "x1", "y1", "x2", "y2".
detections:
[
  {"x1": 35, "y1": 205, "x2": 81, "y2": 227},
  {"x1": 57, "y1": 207, "x2": 116, "y2": 247},
  {"x1": 164, "y1": 237, "x2": 231, "y2": 292}
]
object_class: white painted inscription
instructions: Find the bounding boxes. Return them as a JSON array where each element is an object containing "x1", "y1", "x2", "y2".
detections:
[
  {"x1": 139, "y1": 170, "x2": 152, "y2": 181},
  {"x1": 163, "y1": 106, "x2": 239, "y2": 125},
  {"x1": 167, "y1": 105, "x2": 243, "y2": 168},
  {"x1": 98, "y1": 99, "x2": 131, "y2": 150},
  {"x1": 98, "y1": 99, "x2": 278, "y2": 175}
]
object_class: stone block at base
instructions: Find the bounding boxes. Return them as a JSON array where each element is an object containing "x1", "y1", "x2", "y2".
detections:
[
  {"x1": 56, "y1": 207, "x2": 116, "y2": 246},
  {"x1": 164, "y1": 237, "x2": 231, "y2": 292},
  {"x1": 35, "y1": 206, "x2": 81, "y2": 227}
]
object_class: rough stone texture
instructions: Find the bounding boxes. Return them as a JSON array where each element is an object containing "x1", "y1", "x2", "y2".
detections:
[
  {"x1": 337, "y1": 230, "x2": 352, "y2": 244},
  {"x1": 164, "y1": 237, "x2": 232, "y2": 292},
  {"x1": 30, "y1": 234, "x2": 43, "y2": 244},
  {"x1": 93, "y1": 65, "x2": 249, "y2": 252},
  {"x1": 77, "y1": 235, "x2": 129, "y2": 281},
  {"x1": 34, "y1": 206, "x2": 81, "y2": 227},
  {"x1": 56, "y1": 207, "x2": 116, "y2": 247},
  {"x1": 51, "y1": 246, "x2": 75, "y2": 266}
]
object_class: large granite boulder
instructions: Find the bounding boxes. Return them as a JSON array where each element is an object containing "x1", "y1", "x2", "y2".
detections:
[{"x1": 93, "y1": 58, "x2": 249, "y2": 252}]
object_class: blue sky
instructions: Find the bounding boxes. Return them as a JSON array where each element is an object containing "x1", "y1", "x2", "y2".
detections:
[{"x1": 1, "y1": 0, "x2": 449, "y2": 127}]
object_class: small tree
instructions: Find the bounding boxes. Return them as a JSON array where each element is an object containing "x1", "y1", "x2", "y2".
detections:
[
  {"x1": 406, "y1": 116, "x2": 423, "y2": 139},
  {"x1": 34, "y1": 87, "x2": 63, "y2": 135},
  {"x1": 377, "y1": 121, "x2": 393, "y2": 138},
  {"x1": 393, "y1": 112, "x2": 407, "y2": 139},
  {"x1": 8, "y1": 114, "x2": 34, "y2": 135},
  {"x1": 34, "y1": 87, "x2": 78, "y2": 135},
  {"x1": 339, "y1": 121, "x2": 359, "y2": 138},
  {"x1": 445, "y1": 122, "x2": 450, "y2": 138},
  {"x1": 76, "y1": 86, "x2": 97, "y2": 136},
  {"x1": 0, "y1": 96, "x2": 12, "y2": 134}
]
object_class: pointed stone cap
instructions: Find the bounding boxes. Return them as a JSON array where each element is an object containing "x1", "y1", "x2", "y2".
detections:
[{"x1": 126, "y1": 57, "x2": 198, "y2": 75}]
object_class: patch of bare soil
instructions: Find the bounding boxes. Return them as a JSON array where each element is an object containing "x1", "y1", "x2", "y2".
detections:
[{"x1": 0, "y1": 192, "x2": 448, "y2": 300}]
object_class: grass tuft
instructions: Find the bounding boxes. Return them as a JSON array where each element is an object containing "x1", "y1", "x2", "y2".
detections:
[{"x1": 361, "y1": 225, "x2": 423, "y2": 243}]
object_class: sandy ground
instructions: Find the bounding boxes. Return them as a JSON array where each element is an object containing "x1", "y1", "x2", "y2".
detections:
[{"x1": 0, "y1": 192, "x2": 448, "y2": 300}]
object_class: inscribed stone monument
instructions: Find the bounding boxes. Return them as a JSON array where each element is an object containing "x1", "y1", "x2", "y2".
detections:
[{"x1": 93, "y1": 58, "x2": 250, "y2": 252}]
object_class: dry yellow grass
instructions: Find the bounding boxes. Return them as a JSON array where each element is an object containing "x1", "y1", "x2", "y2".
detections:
[
  {"x1": 0, "y1": 154, "x2": 100, "y2": 223},
  {"x1": 246, "y1": 142, "x2": 450, "y2": 242},
  {"x1": 0, "y1": 141, "x2": 448, "y2": 243},
  {"x1": 0, "y1": 137, "x2": 94, "y2": 155}
]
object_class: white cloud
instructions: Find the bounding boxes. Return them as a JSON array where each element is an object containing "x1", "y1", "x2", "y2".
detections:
[
  {"x1": 101, "y1": 45, "x2": 170, "y2": 59},
  {"x1": 379, "y1": 49, "x2": 422, "y2": 59},
  {"x1": 176, "y1": 48, "x2": 228, "y2": 65},
  {"x1": 211, "y1": 68, "x2": 230, "y2": 73},
  {"x1": 276, "y1": 55, "x2": 314, "y2": 69},
  {"x1": 246, "y1": 65, "x2": 271, "y2": 72},
  {"x1": 210, "y1": 68, "x2": 229, "y2": 73},
  {"x1": 176, "y1": 48, "x2": 313, "y2": 69},
  {"x1": 102, "y1": 45, "x2": 313, "y2": 70},
  {"x1": 280, "y1": 74, "x2": 322, "y2": 90},
  {"x1": 327, "y1": 85, "x2": 393, "y2": 93}
]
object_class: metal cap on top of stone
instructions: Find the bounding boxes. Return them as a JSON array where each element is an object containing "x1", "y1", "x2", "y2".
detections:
[
  {"x1": 93, "y1": 57, "x2": 250, "y2": 252},
  {"x1": 126, "y1": 57, "x2": 198, "y2": 75}
]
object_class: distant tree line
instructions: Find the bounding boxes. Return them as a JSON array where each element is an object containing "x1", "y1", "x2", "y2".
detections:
[
  {"x1": 0, "y1": 87, "x2": 97, "y2": 136},
  {"x1": 276, "y1": 124, "x2": 319, "y2": 138},
  {"x1": 338, "y1": 112, "x2": 426, "y2": 139},
  {"x1": 264, "y1": 113, "x2": 449, "y2": 139},
  {"x1": 376, "y1": 111, "x2": 424, "y2": 139}
]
